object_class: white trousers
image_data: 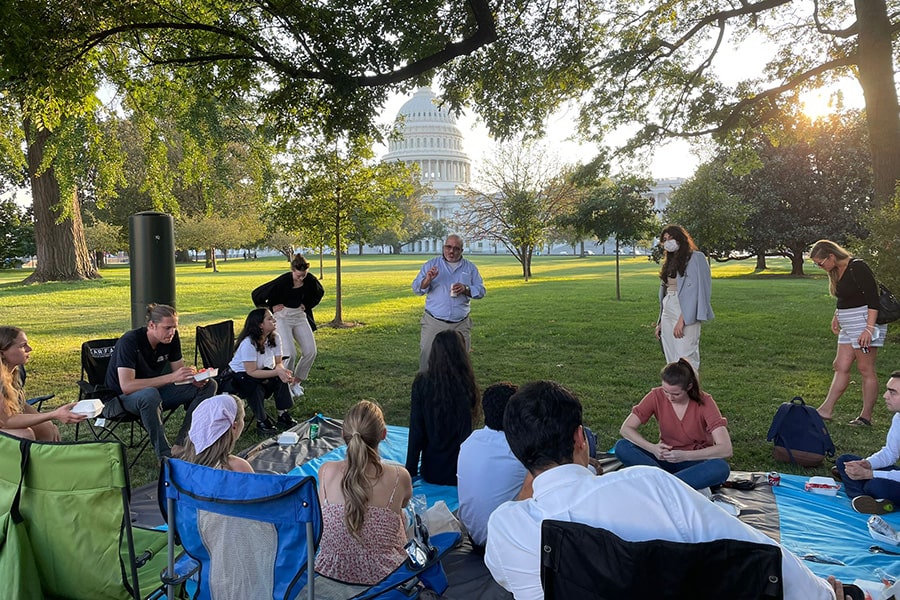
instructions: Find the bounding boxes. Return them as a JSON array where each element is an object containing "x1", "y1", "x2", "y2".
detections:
[
  {"x1": 660, "y1": 291, "x2": 702, "y2": 371},
  {"x1": 274, "y1": 307, "x2": 317, "y2": 381}
]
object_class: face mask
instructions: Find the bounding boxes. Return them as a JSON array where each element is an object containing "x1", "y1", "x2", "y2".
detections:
[{"x1": 663, "y1": 239, "x2": 679, "y2": 253}]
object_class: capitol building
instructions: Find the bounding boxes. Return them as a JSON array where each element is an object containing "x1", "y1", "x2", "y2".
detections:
[{"x1": 352, "y1": 87, "x2": 683, "y2": 255}]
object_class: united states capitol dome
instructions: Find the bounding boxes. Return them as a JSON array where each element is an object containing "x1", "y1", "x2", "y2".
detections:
[{"x1": 383, "y1": 87, "x2": 471, "y2": 195}]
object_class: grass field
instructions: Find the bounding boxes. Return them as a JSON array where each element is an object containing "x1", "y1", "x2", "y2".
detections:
[{"x1": 2, "y1": 253, "x2": 898, "y2": 486}]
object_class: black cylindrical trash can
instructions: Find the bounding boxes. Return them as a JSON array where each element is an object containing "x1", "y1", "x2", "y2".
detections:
[{"x1": 129, "y1": 212, "x2": 176, "y2": 329}]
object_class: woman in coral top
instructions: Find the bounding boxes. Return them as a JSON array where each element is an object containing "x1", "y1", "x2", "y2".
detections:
[
  {"x1": 315, "y1": 401, "x2": 412, "y2": 585},
  {"x1": 614, "y1": 359, "x2": 732, "y2": 490}
]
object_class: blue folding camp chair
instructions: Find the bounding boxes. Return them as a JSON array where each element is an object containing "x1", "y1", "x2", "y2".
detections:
[{"x1": 161, "y1": 458, "x2": 322, "y2": 600}]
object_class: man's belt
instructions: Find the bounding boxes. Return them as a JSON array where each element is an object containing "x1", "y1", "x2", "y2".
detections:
[{"x1": 425, "y1": 311, "x2": 465, "y2": 324}]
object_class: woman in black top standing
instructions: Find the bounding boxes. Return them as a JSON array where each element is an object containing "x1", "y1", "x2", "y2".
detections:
[
  {"x1": 810, "y1": 240, "x2": 887, "y2": 426},
  {"x1": 251, "y1": 254, "x2": 325, "y2": 398},
  {"x1": 405, "y1": 330, "x2": 481, "y2": 485}
]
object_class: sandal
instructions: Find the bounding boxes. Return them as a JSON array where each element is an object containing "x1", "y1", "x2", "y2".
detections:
[{"x1": 848, "y1": 417, "x2": 872, "y2": 427}]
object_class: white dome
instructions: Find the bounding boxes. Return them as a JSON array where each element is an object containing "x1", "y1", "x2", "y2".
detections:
[{"x1": 383, "y1": 87, "x2": 471, "y2": 192}]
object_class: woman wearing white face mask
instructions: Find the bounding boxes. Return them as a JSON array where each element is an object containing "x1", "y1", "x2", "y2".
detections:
[{"x1": 655, "y1": 225, "x2": 714, "y2": 370}]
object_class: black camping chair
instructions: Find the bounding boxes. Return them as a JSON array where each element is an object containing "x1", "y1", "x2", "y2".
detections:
[
  {"x1": 193, "y1": 320, "x2": 235, "y2": 392},
  {"x1": 75, "y1": 338, "x2": 177, "y2": 468},
  {"x1": 18, "y1": 365, "x2": 55, "y2": 410},
  {"x1": 540, "y1": 520, "x2": 784, "y2": 600}
]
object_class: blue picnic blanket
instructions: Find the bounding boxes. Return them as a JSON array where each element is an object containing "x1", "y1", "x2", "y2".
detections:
[{"x1": 774, "y1": 473, "x2": 900, "y2": 585}]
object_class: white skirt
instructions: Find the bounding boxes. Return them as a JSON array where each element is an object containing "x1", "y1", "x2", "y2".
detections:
[{"x1": 837, "y1": 306, "x2": 887, "y2": 348}]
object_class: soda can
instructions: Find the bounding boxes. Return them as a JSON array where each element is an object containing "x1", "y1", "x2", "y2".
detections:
[
  {"x1": 767, "y1": 471, "x2": 781, "y2": 486},
  {"x1": 309, "y1": 424, "x2": 319, "y2": 441}
]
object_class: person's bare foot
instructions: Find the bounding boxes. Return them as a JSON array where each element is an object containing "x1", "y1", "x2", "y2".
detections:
[{"x1": 817, "y1": 409, "x2": 833, "y2": 422}]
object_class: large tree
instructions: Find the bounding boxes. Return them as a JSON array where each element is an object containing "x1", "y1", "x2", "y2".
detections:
[
  {"x1": 728, "y1": 111, "x2": 873, "y2": 275},
  {"x1": 569, "y1": 1, "x2": 899, "y2": 207},
  {"x1": 458, "y1": 141, "x2": 576, "y2": 280}
]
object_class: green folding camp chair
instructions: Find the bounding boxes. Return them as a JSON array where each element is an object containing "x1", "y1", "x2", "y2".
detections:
[{"x1": 0, "y1": 431, "x2": 170, "y2": 600}]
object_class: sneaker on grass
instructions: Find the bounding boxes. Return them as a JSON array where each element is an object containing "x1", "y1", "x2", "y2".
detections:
[
  {"x1": 290, "y1": 382, "x2": 305, "y2": 397},
  {"x1": 852, "y1": 495, "x2": 894, "y2": 515}
]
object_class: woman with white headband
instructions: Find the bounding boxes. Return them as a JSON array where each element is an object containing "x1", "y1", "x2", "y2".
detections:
[{"x1": 181, "y1": 394, "x2": 253, "y2": 472}]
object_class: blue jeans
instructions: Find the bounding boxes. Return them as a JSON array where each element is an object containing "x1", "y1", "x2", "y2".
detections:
[
  {"x1": 114, "y1": 381, "x2": 218, "y2": 459},
  {"x1": 836, "y1": 454, "x2": 900, "y2": 502},
  {"x1": 613, "y1": 438, "x2": 730, "y2": 490}
]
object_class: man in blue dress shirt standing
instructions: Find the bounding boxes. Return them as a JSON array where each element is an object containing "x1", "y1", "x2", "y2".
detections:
[{"x1": 412, "y1": 234, "x2": 486, "y2": 371}]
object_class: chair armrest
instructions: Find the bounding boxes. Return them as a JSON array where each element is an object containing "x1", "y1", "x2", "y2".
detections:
[
  {"x1": 26, "y1": 394, "x2": 55, "y2": 411},
  {"x1": 160, "y1": 553, "x2": 200, "y2": 586}
]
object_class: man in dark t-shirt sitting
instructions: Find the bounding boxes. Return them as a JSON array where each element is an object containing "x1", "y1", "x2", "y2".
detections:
[{"x1": 106, "y1": 304, "x2": 217, "y2": 459}]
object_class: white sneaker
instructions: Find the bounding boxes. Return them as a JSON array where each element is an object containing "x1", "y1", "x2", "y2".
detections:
[{"x1": 290, "y1": 383, "x2": 305, "y2": 397}]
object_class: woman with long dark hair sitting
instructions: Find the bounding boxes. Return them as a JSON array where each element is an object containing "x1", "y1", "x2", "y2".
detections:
[
  {"x1": 405, "y1": 330, "x2": 481, "y2": 485},
  {"x1": 228, "y1": 308, "x2": 296, "y2": 435}
]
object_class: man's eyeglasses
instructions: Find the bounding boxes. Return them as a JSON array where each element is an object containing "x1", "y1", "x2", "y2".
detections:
[{"x1": 443, "y1": 245, "x2": 462, "y2": 251}]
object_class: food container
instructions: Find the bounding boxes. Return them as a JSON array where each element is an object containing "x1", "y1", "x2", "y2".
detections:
[
  {"x1": 804, "y1": 476, "x2": 841, "y2": 496},
  {"x1": 72, "y1": 399, "x2": 104, "y2": 418},
  {"x1": 193, "y1": 368, "x2": 218, "y2": 382},
  {"x1": 277, "y1": 431, "x2": 299, "y2": 445}
]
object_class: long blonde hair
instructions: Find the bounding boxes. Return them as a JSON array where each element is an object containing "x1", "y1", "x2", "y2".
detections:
[
  {"x1": 341, "y1": 400, "x2": 386, "y2": 540},
  {"x1": 810, "y1": 239, "x2": 851, "y2": 296},
  {"x1": 0, "y1": 326, "x2": 25, "y2": 417},
  {"x1": 181, "y1": 396, "x2": 246, "y2": 470}
]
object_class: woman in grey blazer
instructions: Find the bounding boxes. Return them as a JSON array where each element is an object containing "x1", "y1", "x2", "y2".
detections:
[{"x1": 655, "y1": 225, "x2": 713, "y2": 371}]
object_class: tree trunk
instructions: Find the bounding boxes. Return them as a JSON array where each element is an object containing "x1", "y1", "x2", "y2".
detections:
[
  {"x1": 755, "y1": 253, "x2": 767, "y2": 271},
  {"x1": 330, "y1": 191, "x2": 344, "y2": 326},
  {"x1": 579, "y1": 240, "x2": 585, "y2": 257},
  {"x1": 789, "y1": 248, "x2": 805, "y2": 276},
  {"x1": 615, "y1": 238, "x2": 621, "y2": 300},
  {"x1": 526, "y1": 245, "x2": 533, "y2": 278},
  {"x1": 855, "y1": 0, "x2": 900, "y2": 206},
  {"x1": 175, "y1": 249, "x2": 191, "y2": 262},
  {"x1": 22, "y1": 124, "x2": 98, "y2": 283},
  {"x1": 207, "y1": 247, "x2": 218, "y2": 272}
]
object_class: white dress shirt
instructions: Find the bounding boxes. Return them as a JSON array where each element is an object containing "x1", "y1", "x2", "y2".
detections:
[
  {"x1": 868, "y1": 413, "x2": 900, "y2": 482},
  {"x1": 485, "y1": 464, "x2": 834, "y2": 600}
]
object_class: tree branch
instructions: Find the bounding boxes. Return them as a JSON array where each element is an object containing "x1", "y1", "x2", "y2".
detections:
[
  {"x1": 66, "y1": 0, "x2": 498, "y2": 89},
  {"x1": 812, "y1": 0, "x2": 858, "y2": 38}
]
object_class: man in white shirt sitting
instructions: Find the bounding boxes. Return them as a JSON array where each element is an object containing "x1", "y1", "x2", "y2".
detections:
[
  {"x1": 485, "y1": 380, "x2": 852, "y2": 600},
  {"x1": 457, "y1": 382, "x2": 528, "y2": 549}
]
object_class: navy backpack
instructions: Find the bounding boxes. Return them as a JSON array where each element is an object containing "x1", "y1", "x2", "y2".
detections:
[{"x1": 766, "y1": 397, "x2": 835, "y2": 467}]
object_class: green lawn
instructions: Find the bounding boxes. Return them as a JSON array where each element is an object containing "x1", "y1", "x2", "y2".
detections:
[{"x1": 2, "y1": 253, "x2": 897, "y2": 486}]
